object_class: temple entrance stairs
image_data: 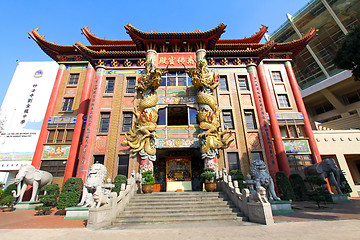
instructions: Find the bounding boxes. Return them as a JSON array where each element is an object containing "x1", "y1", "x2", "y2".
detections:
[{"x1": 108, "y1": 191, "x2": 251, "y2": 229}]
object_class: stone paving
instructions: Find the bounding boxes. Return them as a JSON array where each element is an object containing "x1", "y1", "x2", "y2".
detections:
[{"x1": 0, "y1": 198, "x2": 359, "y2": 240}]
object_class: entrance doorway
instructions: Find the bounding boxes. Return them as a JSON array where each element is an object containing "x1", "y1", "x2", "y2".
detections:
[{"x1": 154, "y1": 149, "x2": 203, "y2": 192}]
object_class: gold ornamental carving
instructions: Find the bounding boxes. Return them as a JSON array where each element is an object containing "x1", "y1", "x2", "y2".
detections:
[
  {"x1": 123, "y1": 60, "x2": 167, "y2": 159},
  {"x1": 186, "y1": 59, "x2": 233, "y2": 154}
]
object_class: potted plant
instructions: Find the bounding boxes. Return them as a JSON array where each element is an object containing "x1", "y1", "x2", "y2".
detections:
[
  {"x1": 200, "y1": 168, "x2": 216, "y2": 192},
  {"x1": 141, "y1": 170, "x2": 155, "y2": 194},
  {"x1": 1, "y1": 195, "x2": 16, "y2": 212}
]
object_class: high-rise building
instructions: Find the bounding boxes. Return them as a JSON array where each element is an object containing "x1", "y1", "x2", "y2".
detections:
[{"x1": 0, "y1": 61, "x2": 58, "y2": 187}]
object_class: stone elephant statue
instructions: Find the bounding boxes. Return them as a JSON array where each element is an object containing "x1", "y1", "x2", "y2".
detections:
[
  {"x1": 12, "y1": 165, "x2": 53, "y2": 202},
  {"x1": 304, "y1": 158, "x2": 343, "y2": 194}
]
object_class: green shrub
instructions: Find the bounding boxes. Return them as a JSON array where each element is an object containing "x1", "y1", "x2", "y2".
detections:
[
  {"x1": 141, "y1": 171, "x2": 155, "y2": 184},
  {"x1": 56, "y1": 177, "x2": 83, "y2": 210},
  {"x1": 0, "y1": 195, "x2": 16, "y2": 208},
  {"x1": 305, "y1": 175, "x2": 330, "y2": 208},
  {"x1": 229, "y1": 170, "x2": 245, "y2": 190},
  {"x1": 340, "y1": 173, "x2": 352, "y2": 194},
  {"x1": 2, "y1": 183, "x2": 16, "y2": 199},
  {"x1": 35, "y1": 184, "x2": 59, "y2": 215},
  {"x1": 276, "y1": 171, "x2": 295, "y2": 201},
  {"x1": 289, "y1": 174, "x2": 308, "y2": 201},
  {"x1": 200, "y1": 168, "x2": 215, "y2": 182},
  {"x1": 112, "y1": 175, "x2": 127, "y2": 194}
]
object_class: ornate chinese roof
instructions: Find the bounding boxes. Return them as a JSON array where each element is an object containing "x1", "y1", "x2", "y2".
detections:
[
  {"x1": 272, "y1": 28, "x2": 316, "y2": 58},
  {"x1": 124, "y1": 23, "x2": 227, "y2": 50},
  {"x1": 28, "y1": 24, "x2": 316, "y2": 64},
  {"x1": 216, "y1": 25, "x2": 268, "y2": 45},
  {"x1": 28, "y1": 28, "x2": 77, "y2": 61},
  {"x1": 81, "y1": 26, "x2": 136, "y2": 47}
]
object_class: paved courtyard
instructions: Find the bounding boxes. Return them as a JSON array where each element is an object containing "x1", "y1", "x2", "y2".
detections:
[{"x1": 0, "y1": 198, "x2": 359, "y2": 240}]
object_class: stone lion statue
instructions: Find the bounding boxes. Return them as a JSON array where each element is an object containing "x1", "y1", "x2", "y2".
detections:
[
  {"x1": 246, "y1": 159, "x2": 280, "y2": 201},
  {"x1": 78, "y1": 163, "x2": 107, "y2": 207},
  {"x1": 249, "y1": 186, "x2": 269, "y2": 203},
  {"x1": 91, "y1": 186, "x2": 111, "y2": 208}
]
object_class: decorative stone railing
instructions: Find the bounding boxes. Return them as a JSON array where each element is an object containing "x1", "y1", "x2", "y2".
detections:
[
  {"x1": 87, "y1": 171, "x2": 141, "y2": 229},
  {"x1": 217, "y1": 168, "x2": 274, "y2": 225}
]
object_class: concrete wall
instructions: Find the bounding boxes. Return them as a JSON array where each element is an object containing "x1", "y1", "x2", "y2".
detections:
[{"x1": 313, "y1": 130, "x2": 360, "y2": 197}]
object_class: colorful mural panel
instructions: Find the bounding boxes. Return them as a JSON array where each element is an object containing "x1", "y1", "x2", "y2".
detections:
[
  {"x1": 157, "y1": 138, "x2": 199, "y2": 148},
  {"x1": 42, "y1": 145, "x2": 70, "y2": 159},
  {"x1": 283, "y1": 140, "x2": 311, "y2": 154}
]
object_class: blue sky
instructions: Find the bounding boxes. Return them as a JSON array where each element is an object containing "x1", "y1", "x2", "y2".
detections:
[{"x1": 0, "y1": 0, "x2": 310, "y2": 105}]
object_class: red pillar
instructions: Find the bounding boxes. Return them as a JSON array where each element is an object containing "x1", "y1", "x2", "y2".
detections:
[
  {"x1": 285, "y1": 61, "x2": 321, "y2": 164},
  {"x1": 257, "y1": 62, "x2": 290, "y2": 177},
  {"x1": 247, "y1": 63, "x2": 279, "y2": 179},
  {"x1": 32, "y1": 64, "x2": 66, "y2": 169},
  {"x1": 63, "y1": 64, "x2": 95, "y2": 183},
  {"x1": 76, "y1": 66, "x2": 106, "y2": 182}
]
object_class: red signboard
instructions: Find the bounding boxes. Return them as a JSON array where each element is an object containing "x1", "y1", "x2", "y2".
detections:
[{"x1": 157, "y1": 53, "x2": 196, "y2": 68}]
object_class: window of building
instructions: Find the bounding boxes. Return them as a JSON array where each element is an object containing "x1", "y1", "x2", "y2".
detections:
[
  {"x1": 47, "y1": 129, "x2": 73, "y2": 143},
  {"x1": 105, "y1": 78, "x2": 115, "y2": 94},
  {"x1": 288, "y1": 126, "x2": 297, "y2": 138},
  {"x1": 244, "y1": 110, "x2": 257, "y2": 130},
  {"x1": 122, "y1": 112, "x2": 133, "y2": 132},
  {"x1": 280, "y1": 126, "x2": 288, "y2": 138},
  {"x1": 40, "y1": 160, "x2": 66, "y2": 177},
  {"x1": 56, "y1": 130, "x2": 65, "y2": 143},
  {"x1": 272, "y1": 71, "x2": 283, "y2": 82},
  {"x1": 61, "y1": 98, "x2": 74, "y2": 112},
  {"x1": 168, "y1": 105, "x2": 188, "y2": 125},
  {"x1": 93, "y1": 155, "x2": 105, "y2": 165},
  {"x1": 47, "y1": 130, "x2": 56, "y2": 143},
  {"x1": 99, "y1": 113, "x2": 110, "y2": 133},
  {"x1": 344, "y1": 90, "x2": 360, "y2": 105},
  {"x1": 287, "y1": 154, "x2": 312, "y2": 173},
  {"x1": 251, "y1": 152, "x2": 264, "y2": 161},
  {"x1": 227, "y1": 152, "x2": 240, "y2": 171},
  {"x1": 158, "y1": 107, "x2": 197, "y2": 126},
  {"x1": 188, "y1": 107, "x2": 198, "y2": 125},
  {"x1": 277, "y1": 94, "x2": 290, "y2": 108},
  {"x1": 296, "y1": 126, "x2": 305, "y2": 137},
  {"x1": 126, "y1": 77, "x2": 136, "y2": 94},
  {"x1": 157, "y1": 108, "x2": 167, "y2": 126},
  {"x1": 68, "y1": 73, "x2": 79, "y2": 85},
  {"x1": 118, "y1": 155, "x2": 129, "y2": 176},
  {"x1": 222, "y1": 110, "x2": 234, "y2": 129},
  {"x1": 238, "y1": 76, "x2": 249, "y2": 91},
  {"x1": 313, "y1": 102, "x2": 334, "y2": 114},
  {"x1": 160, "y1": 72, "x2": 192, "y2": 87},
  {"x1": 65, "y1": 129, "x2": 73, "y2": 144},
  {"x1": 219, "y1": 76, "x2": 229, "y2": 91},
  {"x1": 279, "y1": 124, "x2": 305, "y2": 138}
]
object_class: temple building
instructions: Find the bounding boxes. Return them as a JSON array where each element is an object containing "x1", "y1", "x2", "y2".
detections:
[{"x1": 29, "y1": 23, "x2": 319, "y2": 190}]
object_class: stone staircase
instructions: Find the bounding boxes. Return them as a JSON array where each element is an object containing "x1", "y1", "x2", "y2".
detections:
[{"x1": 108, "y1": 191, "x2": 248, "y2": 229}]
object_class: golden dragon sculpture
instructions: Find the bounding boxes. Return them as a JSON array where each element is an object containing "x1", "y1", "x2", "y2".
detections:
[
  {"x1": 123, "y1": 60, "x2": 167, "y2": 159},
  {"x1": 186, "y1": 59, "x2": 233, "y2": 156}
]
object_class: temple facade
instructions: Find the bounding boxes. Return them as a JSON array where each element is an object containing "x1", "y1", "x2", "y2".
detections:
[{"x1": 29, "y1": 23, "x2": 319, "y2": 190}]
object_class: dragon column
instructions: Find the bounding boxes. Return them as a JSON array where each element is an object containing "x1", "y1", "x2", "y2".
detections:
[
  {"x1": 123, "y1": 50, "x2": 166, "y2": 173},
  {"x1": 187, "y1": 49, "x2": 233, "y2": 170}
]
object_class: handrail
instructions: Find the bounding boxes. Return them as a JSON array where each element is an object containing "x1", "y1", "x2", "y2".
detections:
[
  {"x1": 217, "y1": 168, "x2": 274, "y2": 225},
  {"x1": 87, "y1": 171, "x2": 141, "y2": 229}
]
